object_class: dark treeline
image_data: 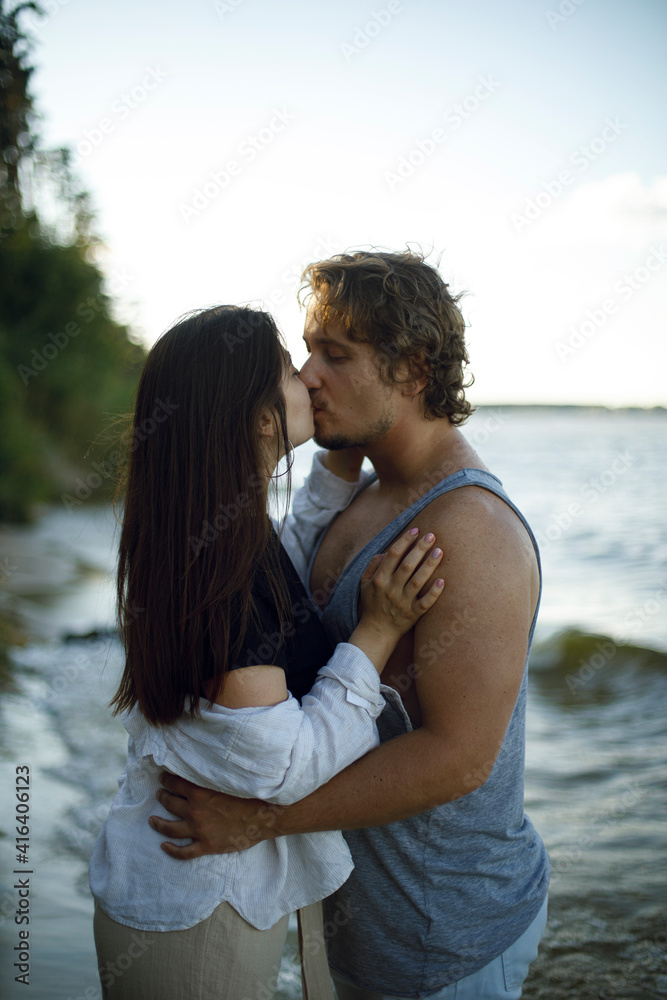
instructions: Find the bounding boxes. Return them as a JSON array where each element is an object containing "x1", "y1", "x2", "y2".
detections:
[{"x1": 0, "y1": 0, "x2": 145, "y2": 521}]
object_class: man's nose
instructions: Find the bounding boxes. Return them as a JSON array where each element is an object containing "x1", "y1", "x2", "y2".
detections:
[{"x1": 299, "y1": 355, "x2": 320, "y2": 388}]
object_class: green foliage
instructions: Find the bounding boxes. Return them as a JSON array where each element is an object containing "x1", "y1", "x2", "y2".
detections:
[
  {"x1": 0, "y1": 222, "x2": 145, "y2": 520},
  {"x1": 0, "y1": 4, "x2": 146, "y2": 521}
]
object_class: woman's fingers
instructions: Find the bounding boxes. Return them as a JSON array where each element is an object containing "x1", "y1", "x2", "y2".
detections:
[
  {"x1": 360, "y1": 552, "x2": 384, "y2": 581},
  {"x1": 375, "y1": 529, "x2": 445, "y2": 617},
  {"x1": 415, "y1": 576, "x2": 446, "y2": 613},
  {"x1": 357, "y1": 527, "x2": 445, "y2": 638},
  {"x1": 370, "y1": 528, "x2": 428, "y2": 580},
  {"x1": 404, "y1": 544, "x2": 444, "y2": 595},
  {"x1": 372, "y1": 527, "x2": 434, "y2": 580},
  {"x1": 360, "y1": 526, "x2": 445, "y2": 620}
]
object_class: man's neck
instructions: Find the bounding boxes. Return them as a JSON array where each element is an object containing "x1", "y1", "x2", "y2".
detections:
[{"x1": 363, "y1": 416, "x2": 483, "y2": 492}]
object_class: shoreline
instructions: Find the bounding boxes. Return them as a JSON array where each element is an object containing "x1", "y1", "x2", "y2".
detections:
[{"x1": 1, "y1": 431, "x2": 666, "y2": 999}]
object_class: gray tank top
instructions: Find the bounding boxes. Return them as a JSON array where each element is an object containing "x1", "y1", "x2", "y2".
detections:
[{"x1": 309, "y1": 467, "x2": 550, "y2": 996}]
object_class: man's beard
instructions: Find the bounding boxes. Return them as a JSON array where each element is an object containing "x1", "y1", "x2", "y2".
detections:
[{"x1": 313, "y1": 409, "x2": 395, "y2": 450}]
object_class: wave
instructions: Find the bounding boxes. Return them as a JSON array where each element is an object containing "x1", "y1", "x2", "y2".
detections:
[{"x1": 529, "y1": 628, "x2": 667, "y2": 706}]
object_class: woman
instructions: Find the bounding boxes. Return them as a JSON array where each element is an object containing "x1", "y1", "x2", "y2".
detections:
[{"x1": 89, "y1": 305, "x2": 445, "y2": 1000}]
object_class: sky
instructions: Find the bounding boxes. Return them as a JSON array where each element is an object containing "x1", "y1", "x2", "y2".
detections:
[{"x1": 22, "y1": 0, "x2": 667, "y2": 406}]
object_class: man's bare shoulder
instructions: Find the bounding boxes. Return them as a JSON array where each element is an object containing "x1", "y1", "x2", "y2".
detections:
[
  {"x1": 407, "y1": 477, "x2": 540, "y2": 650},
  {"x1": 411, "y1": 477, "x2": 539, "y2": 743},
  {"x1": 413, "y1": 479, "x2": 534, "y2": 558}
]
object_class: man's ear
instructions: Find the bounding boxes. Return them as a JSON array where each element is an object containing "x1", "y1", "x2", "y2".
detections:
[
  {"x1": 399, "y1": 354, "x2": 430, "y2": 398},
  {"x1": 258, "y1": 409, "x2": 277, "y2": 438}
]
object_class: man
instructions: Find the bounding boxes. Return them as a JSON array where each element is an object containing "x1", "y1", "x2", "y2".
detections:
[{"x1": 150, "y1": 250, "x2": 550, "y2": 999}]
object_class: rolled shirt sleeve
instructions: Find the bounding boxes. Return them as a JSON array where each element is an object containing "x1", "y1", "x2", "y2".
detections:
[{"x1": 124, "y1": 642, "x2": 384, "y2": 805}]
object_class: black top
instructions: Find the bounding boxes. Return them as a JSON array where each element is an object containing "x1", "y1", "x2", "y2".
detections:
[{"x1": 228, "y1": 539, "x2": 334, "y2": 704}]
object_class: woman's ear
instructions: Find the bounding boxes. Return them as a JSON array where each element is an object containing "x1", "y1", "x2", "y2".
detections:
[{"x1": 258, "y1": 409, "x2": 277, "y2": 439}]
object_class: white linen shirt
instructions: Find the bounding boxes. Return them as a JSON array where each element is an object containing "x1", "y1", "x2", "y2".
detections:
[{"x1": 89, "y1": 452, "x2": 379, "y2": 932}]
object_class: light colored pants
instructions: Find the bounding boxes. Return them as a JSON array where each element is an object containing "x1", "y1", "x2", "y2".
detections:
[
  {"x1": 331, "y1": 896, "x2": 548, "y2": 1000},
  {"x1": 93, "y1": 900, "x2": 289, "y2": 1000}
]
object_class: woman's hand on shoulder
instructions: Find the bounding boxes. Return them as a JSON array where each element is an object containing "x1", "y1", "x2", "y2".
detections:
[{"x1": 350, "y1": 528, "x2": 445, "y2": 671}]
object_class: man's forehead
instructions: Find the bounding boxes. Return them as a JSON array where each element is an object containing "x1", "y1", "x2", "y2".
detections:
[{"x1": 303, "y1": 303, "x2": 354, "y2": 347}]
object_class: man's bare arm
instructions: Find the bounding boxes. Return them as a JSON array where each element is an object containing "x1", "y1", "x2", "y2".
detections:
[{"x1": 151, "y1": 489, "x2": 539, "y2": 858}]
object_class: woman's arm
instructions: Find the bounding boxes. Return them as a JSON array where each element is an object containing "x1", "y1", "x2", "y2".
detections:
[
  {"x1": 143, "y1": 641, "x2": 385, "y2": 806},
  {"x1": 139, "y1": 530, "x2": 444, "y2": 807}
]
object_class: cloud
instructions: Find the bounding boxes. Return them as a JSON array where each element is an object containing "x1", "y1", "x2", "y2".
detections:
[{"x1": 520, "y1": 173, "x2": 667, "y2": 251}]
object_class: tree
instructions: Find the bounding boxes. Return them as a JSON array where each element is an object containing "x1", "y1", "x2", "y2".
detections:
[
  {"x1": 0, "y1": 0, "x2": 41, "y2": 227},
  {"x1": 0, "y1": 1, "x2": 145, "y2": 521}
]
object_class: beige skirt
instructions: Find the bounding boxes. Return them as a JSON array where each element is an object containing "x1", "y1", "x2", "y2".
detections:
[{"x1": 93, "y1": 899, "x2": 334, "y2": 1000}]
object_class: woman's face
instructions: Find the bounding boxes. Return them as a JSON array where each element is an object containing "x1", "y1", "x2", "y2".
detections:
[{"x1": 283, "y1": 357, "x2": 314, "y2": 449}]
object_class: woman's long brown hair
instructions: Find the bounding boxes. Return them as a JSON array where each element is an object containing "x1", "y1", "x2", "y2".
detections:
[{"x1": 110, "y1": 306, "x2": 292, "y2": 725}]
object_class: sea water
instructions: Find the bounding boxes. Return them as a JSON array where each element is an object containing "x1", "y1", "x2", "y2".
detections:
[{"x1": 0, "y1": 407, "x2": 665, "y2": 1000}]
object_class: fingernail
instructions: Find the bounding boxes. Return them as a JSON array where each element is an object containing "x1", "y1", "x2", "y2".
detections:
[
  {"x1": 148, "y1": 817, "x2": 156, "y2": 829},
  {"x1": 409, "y1": 527, "x2": 419, "y2": 535},
  {"x1": 432, "y1": 548, "x2": 442, "y2": 558},
  {"x1": 424, "y1": 533, "x2": 435, "y2": 543},
  {"x1": 436, "y1": 579, "x2": 445, "y2": 587}
]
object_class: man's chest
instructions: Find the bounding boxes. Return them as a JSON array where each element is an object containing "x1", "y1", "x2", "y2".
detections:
[
  {"x1": 310, "y1": 485, "x2": 424, "y2": 723},
  {"x1": 310, "y1": 484, "x2": 404, "y2": 607}
]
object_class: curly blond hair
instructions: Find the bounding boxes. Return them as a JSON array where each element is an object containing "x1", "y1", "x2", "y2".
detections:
[{"x1": 299, "y1": 249, "x2": 474, "y2": 424}]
